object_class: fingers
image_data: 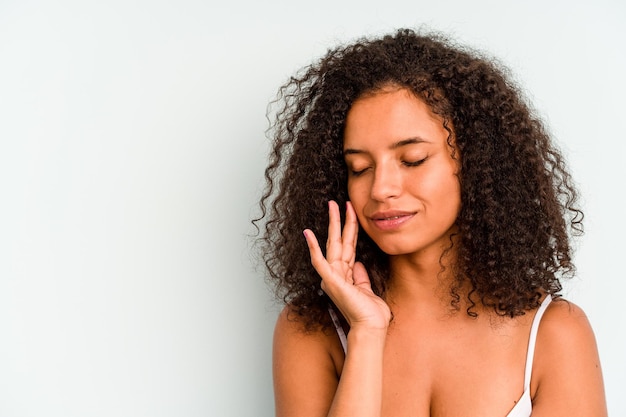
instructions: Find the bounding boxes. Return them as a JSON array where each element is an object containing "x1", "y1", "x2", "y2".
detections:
[
  {"x1": 324, "y1": 201, "x2": 359, "y2": 264},
  {"x1": 325, "y1": 201, "x2": 342, "y2": 262},
  {"x1": 342, "y1": 201, "x2": 358, "y2": 266},
  {"x1": 303, "y1": 229, "x2": 333, "y2": 279},
  {"x1": 352, "y1": 261, "x2": 372, "y2": 289},
  {"x1": 303, "y1": 200, "x2": 360, "y2": 288}
]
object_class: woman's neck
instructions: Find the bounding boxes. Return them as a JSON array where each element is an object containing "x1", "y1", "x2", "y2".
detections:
[{"x1": 386, "y1": 247, "x2": 461, "y2": 312}]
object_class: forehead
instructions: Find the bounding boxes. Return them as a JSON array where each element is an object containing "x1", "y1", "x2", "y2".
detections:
[{"x1": 343, "y1": 88, "x2": 446, "y2": 149}]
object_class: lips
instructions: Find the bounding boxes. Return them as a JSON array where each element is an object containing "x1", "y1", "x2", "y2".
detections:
[{"x1": 369, "y1": 210, "x2": 416, "y2": 231}]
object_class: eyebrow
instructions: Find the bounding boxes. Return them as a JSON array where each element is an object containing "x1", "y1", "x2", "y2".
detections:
[{"x1": 343, "y1": 137, "x2": 429, "y2": 155}]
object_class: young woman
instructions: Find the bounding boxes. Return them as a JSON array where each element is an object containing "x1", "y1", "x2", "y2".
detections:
[{"x1": 256, "y1": 29, "x2": 607, "y2": 417}]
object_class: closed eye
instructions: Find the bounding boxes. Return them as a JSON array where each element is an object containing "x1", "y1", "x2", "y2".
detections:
[
  {"x1": 350, "y1": 167, "x2": 370, "y2": 177},
  {"x1": 403, "y1": 157, "x2": 427, "y2": 167}
]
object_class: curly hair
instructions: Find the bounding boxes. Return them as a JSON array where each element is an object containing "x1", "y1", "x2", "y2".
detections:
[{"x1": 253, "y1": 28, "x2": 583, "y2": 329}]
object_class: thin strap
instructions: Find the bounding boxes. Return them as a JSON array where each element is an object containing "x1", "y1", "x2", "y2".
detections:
[
  {"x1": 328, "y1": 306, "x2": 348, "y2": 353},
  {"x1": 522, "y1": 294, "x2": 552, "y2": 390}
]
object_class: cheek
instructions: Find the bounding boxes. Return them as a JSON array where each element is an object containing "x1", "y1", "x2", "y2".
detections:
[
  {"x1": 440, "y1": 177, "x2": 462, "y2": 214},
  {"x1": 420, "y1": 170, "x2": 461, "y2": 207},
  {"x1": 347, "y1": 181, "x2": 369, "y2": 221},
  {"x1": 346, "y1": 179, "x2": 362, "y2": 204}
]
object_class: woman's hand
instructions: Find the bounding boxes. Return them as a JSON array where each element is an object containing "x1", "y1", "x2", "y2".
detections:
[{"x1": 304, "y1": 201, "x2": 391, "y2": 332}]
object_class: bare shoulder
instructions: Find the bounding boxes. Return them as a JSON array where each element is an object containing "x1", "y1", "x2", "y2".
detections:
[
  {"x1": 273, "y1": 305, "x2": 344, "y2": 360},
  {"x1": 274, "y1": 305, "x2": 332, "y2": 344},
  {"x1": 531, "y1": 297, "x2": 608, "y2": 416},
  {"x1": 535, "y1": 298, "x2": 602, "y2": 361},
  {"x1": 539, "y1": 297, "x2": 594, "y2": 338},
  {"x1": 273, "y1": 305, "x2": 344, "y2": 417}
]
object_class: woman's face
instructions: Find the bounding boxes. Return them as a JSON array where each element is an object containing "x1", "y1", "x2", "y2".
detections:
[{"x1": 343, "y1": 87, "x2": 461, "y2": 258}]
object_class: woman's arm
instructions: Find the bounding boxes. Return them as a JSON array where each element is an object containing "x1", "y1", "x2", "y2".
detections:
[
  {"x1": 530, "y1": 300, "x2": 608, "y2": 417},
  {"x1": 273, "y1": 307, "x2": 387, "y2": 417},
  {"x1": 273, "y1": 201, "x2": 391, "y2": 417},
  {"x1": 273, "y1": 307, "x2": 340, "y2": 417}
]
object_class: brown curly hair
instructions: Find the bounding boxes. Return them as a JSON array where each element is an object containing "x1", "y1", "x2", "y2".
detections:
[{"x1": 253, "y1": 28, "x2": 583, "y2": 329}]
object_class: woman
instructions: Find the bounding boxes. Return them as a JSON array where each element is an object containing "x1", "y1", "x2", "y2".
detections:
[{"x1": 255, "y1": 29, "x2": 607, "y2": 416}]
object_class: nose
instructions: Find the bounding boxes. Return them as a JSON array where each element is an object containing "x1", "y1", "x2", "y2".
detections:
[{"x1": 370, "y1": 163, "x2": 402, "y2": 201}]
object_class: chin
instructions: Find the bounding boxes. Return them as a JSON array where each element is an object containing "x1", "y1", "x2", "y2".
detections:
[
  {"x1": 369, "y1": 238, "x2": 415, "y2": 256},
  {"x1": 369, "y1": 233, "x2": 452, "y2": 258}
]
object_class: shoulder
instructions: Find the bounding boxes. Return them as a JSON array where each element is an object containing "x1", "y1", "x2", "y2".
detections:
[
  {"x1": 273, "y1": 305, "x2": 345, "y2": 417},
  {"x1": 274, "y1": 305, "x2": 345, "y2": 369},
  {"x1": 274, "y1": 305, "x2": 342, "y2": 354},
  {"x1": 540, "y1": 297, "x2": 593, "y2": 334},
  {"x1": 274, "y1": 305, "x2": 334, "y2": 345},
  {"x1": 535, "y1": 297, "x2": 597, "y2": 354},
  {"x1": 530, "y1": 297, "x2": 607, "y2": 416}
]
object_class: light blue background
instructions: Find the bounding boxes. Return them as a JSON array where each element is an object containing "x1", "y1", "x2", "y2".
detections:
[{"x1": 1, "y1": 1, "x2": 624, "y2": 416}]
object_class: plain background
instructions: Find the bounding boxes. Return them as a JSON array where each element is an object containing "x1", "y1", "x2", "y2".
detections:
[{"x1": 0, "y1": 0, "x2": 624, "y2": 416}]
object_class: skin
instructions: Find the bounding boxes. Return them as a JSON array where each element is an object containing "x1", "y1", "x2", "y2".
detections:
[{"x1": 273, "y1": 87, "x2": 607, "y2": 417}]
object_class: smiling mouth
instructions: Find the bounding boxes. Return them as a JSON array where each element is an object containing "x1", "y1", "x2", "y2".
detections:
[{"x1": 369, "y1": 212, "x2": 415, "y2": 230}]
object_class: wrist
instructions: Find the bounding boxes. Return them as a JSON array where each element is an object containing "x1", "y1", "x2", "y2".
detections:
[{"x1": 347, "y1": 325, "x2": 388, "y2": 348}]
